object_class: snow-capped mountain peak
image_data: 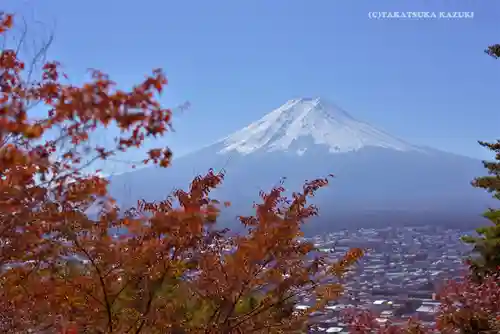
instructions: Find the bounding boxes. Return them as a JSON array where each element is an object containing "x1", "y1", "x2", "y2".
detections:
[{"x1": 217, "y1": 97, "x2": 424, "y2": 155}]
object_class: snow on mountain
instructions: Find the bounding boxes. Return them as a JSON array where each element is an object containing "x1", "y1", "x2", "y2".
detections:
[{"x1": 217, "y1": 97, "x2": 425, "y2": 155}]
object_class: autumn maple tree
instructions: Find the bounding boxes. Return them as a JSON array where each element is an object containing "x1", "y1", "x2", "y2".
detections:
[{"x1": 0, "y1": 12, "x2": 364, "y2": 333}]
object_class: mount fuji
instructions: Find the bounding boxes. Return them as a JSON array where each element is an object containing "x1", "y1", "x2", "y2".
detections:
[
  {"x1": 217, "y1": 97, "x2": 423, "y2": 156},
  {"x1": 108, "y1": 98, "x2": 491, "y2": 232}
]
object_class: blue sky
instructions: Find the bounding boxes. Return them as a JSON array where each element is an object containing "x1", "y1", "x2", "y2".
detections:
[{"x1": 4, "y1": 1, "x2": 500, "y2": 174}]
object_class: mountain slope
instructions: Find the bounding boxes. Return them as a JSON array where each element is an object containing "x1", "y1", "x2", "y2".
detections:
[
  {"x1": 216, "y1": 97, "x2": 424, "y2": 155},
  {"x1": 108, "y1": 98, "x2": 491, "y2": 232}
]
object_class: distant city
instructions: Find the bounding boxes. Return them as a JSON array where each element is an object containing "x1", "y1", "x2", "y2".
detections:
[{"x1": 298, "y1": 225, "x2": 471, "y2": 333}]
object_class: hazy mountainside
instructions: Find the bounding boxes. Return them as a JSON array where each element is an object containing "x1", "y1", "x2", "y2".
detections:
[{"x1": 108, "y1": 98, "x2": 491, "y2": 232}]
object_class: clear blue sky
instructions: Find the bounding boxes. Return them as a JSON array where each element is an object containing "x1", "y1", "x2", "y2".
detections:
[{"x1": 4, "y1": 1, "x2": 500, "y2": 174}]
